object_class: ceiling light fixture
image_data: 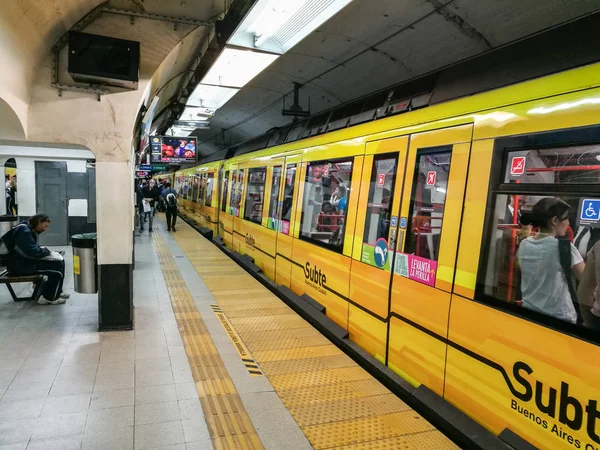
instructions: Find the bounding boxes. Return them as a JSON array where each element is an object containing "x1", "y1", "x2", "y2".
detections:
[{"x1": 201, "y1": 47, "x2": 279, "y2": 88}]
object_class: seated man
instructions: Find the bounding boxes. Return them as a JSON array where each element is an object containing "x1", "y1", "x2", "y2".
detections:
[{"x1": 2, "y1": 214, "x2": 69, "y2": 305}]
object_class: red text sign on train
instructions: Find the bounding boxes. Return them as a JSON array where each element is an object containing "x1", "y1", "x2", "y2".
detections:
[
  {"x1": 426, "y1": 171, "x2": 436, "y2": 185},
  {"x1": 510, "y1": 156, "x2": 526, "y2": 175},
  {"x1": 377, "y1": 173, "x2": 385, "y2": 187}
]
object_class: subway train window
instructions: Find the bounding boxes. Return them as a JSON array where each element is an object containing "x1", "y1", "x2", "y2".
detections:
[
  {"x1": 481, "y1": 143, "x2": 600, "y2": 332},
  {"x1": 404, "y1": 150, "x2": 452, "y2": 262},
  {"x1": 196, "y1": 174, "x2": 205, "y2": 204},
  {"x1": 229, "y1": 170, "x2": 240, "y2": 216},
  {"x1": 221, "y1": 171, "x2": 229, "y2": 212},
  {"x1": 361, "y1": 155, "x2": 398, "y2": 269},
  {"x1": 205, "y1": 173, "x2": 214, "y2": 207},
  {"x1": 300, "y1": 158, "x2": 353, "y2": 251},
  {"x1": 192, "y1": 174, "x2": 199, "y2": 203},
  {"x1": 244, "y1": 168, "x2": 266, "y2": 224},
  {"x1": 267, "y1": 166, "x2": 282, "y2": 227},
  {"x1": 280, "y1": 165, "x2": 296, "y2": 235},
  {"x1": 504, "y1": 145, "x2": 600, "y2": 184}
]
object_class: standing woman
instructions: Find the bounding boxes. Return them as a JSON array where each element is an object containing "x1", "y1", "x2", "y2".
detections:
[{"x1": 517, "y1": 198, "x2": 585, "y2": 324}]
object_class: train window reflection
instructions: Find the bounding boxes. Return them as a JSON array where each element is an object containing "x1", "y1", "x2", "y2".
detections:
[
  {"x1": 267, "y1": 166, "x2": 282, "y2": 227},
  {"x1": 229, "y1": 170, "x2": 243, "y2": 217},
  {"x1": 279, "y1": 165, "x2": 296, "y2": 235},
  {"x1": 404, "y1": 150, "x2": 451, "y2": 261},
  {"x1": 221, "y1": 171, "x2": 229, "y2": 212},
  {"x1": 482, "y1": 194, "x2": 600, "y2": 330},
  {"x1": 362, "y1": 155, "x2": 398, "y2": 269},
  {"x1": 504, "y1": 145, "x2": 600, "y2": 184},
  {"x1": 300, "y1": 158, "x2": 353, "y2": 252},
  {"x1": 205, "y1": 173, "x2": 214, "y2": 207},
  {"x1": 244, "y1": 168, "x2": 266, "y2": 225}
]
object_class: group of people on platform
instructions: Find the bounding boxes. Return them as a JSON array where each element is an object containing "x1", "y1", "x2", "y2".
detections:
[
  {"x1": 135, "y1": 178, "x2": 178, "y2": 233},
  {"x1": 497, "y1": 196, "x2": 600, "y2": 330}
]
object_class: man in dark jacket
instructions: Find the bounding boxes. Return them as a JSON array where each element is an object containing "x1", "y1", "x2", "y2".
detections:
[
  {"x1": 161, "y1": 182, "x2": 178, "y2": 232},
  {"x1": 140, "y1": 179, "x2": 161, "y2": 233},
  {"x1": 2, "y1": 214, "x2": 69, "y2": 305}
]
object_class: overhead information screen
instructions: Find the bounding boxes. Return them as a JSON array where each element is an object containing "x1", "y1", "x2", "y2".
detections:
[{"x1": 151, "y1": 136, "x2": 197, "y2": 164}]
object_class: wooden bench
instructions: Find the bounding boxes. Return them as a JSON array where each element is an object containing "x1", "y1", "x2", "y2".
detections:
[{"x1": 0, "y1": 269, "x2": 42, "y2": 302}]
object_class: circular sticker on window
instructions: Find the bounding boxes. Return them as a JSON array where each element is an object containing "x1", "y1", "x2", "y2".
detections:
[{"x1": 374, "y1": 238, "x2": 389, "y2": 268}]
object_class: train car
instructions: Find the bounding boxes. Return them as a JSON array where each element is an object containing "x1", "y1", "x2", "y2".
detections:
[
  {"x1": 177, "y1": 59, "x2": 600, "y2": 449},
  {"x1": 174, "y1": 162, "x2": 221, "y2": 234}
]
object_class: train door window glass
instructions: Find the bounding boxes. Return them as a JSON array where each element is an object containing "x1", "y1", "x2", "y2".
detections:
[
  {"x1": 244, "y1": 168, "x2": 267, "y2": 224},
  {"x1": 191, "y1": 175, "x2": 198, "y2": 203},
  {"x1": 504, "y1": 145, "x2": 600, "y2": 184},
  {"x1": 229, "y1": 170, "x2": 241, "y2": 217},
  {"x1": 404, "y1": 149, "x2": 452, "y2": 262},
  {"x1": 280, "y1": 165, "x2": 296, "y2": 235},
  {"x1": 299, "y1": 158, "x2": 354, "y2": 252},
  {"x1": 221, "y1": 171, "x2": 229, "y2": 212},
  {"x1": 361, "y1": 155, "x2": 398, "y2": 269},
  {"x1": 267, "y1": 166, "x2": 282, "y2": 230},
  {"x1": 205, "y1": 173, "x2": 214, "y2": 207}
]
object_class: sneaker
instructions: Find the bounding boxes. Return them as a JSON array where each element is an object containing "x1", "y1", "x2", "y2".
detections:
[
  {"x1": 172, "y1": 227, "x2": 176, "y2": 232},
  {"x1": 32, "y1": 276, "x2": 48, "y2": 301},
  {"x1": 149, "y1": 228, "x2": 153, "y2": 233},
  {"x1": 59, "y1": 292, "x2": 70, "y2": 299},
  {"x1": 37, "y1": 297, "x2": 66, "y2": 305},
  {"x1": 139, "y1": 228, "x2": 144, "y2": 233},
  {"x1": 167, "y1": 227, "x2": 171, "y2": 231}
]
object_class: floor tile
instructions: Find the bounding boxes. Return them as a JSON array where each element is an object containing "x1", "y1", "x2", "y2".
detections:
[
  {"x1": 86, "y1": 405, "x2": 134, "y2": 432},
  {"x1": 135, "y1": 401, "x2": 180, "y2": 425},
  {"x1": 175, "y1": 383, "x2": 197, "y2": 401},
  {"x1": 94, "y1": 372, "x2": 135, "y2": 392},
  {"x1": 0, "y1": 443, "x2": 28, "y2": 450},
  {"x1": 134, "y1": 421, "x2": 185, "y2": 449},
  {"x1": 2, "y1": 382, "x2": 50, "y2": 402},
  {"x1": 26, "y1": 434, "x2": 83, "y2": 450},
  {"x1": 31, "y1": 411, "x2": 87, "y2": 440},
  {"x1": 0, "y1": 398, "x2": 44, "y2": 420},
  {"x1": 135, "y1": 358, "x2": 172, "y2": 373},
  {"x1": 136, "y1": 369, "x2": 174, "y2": 388},
  {"x1": 135, "y1": 385, "x2": 177, "y2": 405},
  {"x1": 90, "y1": 388, "x2": 135, "y2": 410},
  {"x1": 41, "y1": 394, "x2": 91, "y2": 416},
  {"x1": 49, "y1": 379, "x2": 94, "y2": 397},
  {"x1": 181, "y1": 418, "x2": 210, "y2": 443},
  {"x1": 177, "y1": 399, "x2": 204, "y2": 421},
  {"x1": 0, "y1": 370, "x2": 17, "y2": 385},
  {"x1": 184, "y1": 441, "x2": 213, "y2": 450},
  {"x1": 82, "y1": 425, "x2": 133, "y2": 450}
]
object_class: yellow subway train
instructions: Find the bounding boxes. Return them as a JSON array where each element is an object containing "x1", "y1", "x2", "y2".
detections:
[{"x1": 164, "y1": 62, "x2": 600, "y2": 449}]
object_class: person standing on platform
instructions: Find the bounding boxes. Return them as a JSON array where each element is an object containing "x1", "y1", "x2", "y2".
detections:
[
  {"x1": 162, "y1": 182, "x2": 178, "y2": 232},
  {"x1": 9, "y1": 176, "x2": 17, "y2": 216},
  {"x1": 141, "y1": 179, "x2": 161, "y2": 233}
]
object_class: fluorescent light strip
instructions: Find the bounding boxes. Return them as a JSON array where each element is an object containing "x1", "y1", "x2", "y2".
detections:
[
  {"x1": 187, "y1": 84, "x2": 239, "y2": 110},
  {"x1": 201, "y1": 47, "x2": 279, "y2": 88}
]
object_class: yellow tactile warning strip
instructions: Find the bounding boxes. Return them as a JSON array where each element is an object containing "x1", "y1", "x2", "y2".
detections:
[
  {"x1": 166, "y1": 219, "x2": 461, "y2": 450},
  {"x1": 153, "y1": 232, "x2": 264, "y2": 450},
  {"x1": 210, "y1": 304, "x2": 263, "y2": 376}
]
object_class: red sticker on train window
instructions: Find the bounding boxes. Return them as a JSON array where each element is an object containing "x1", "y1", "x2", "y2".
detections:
[
  {"x1": 510, "y1": 156, "x2": 526, "y2": 175},
  {"x1": 426, "y1": 171, "x2": 436, "y2": 185},
  {"x1": 377, "y1": 173, "x2": 385, "y2": 187}
]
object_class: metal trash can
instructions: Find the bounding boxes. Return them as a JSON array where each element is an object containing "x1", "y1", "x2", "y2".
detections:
[
  {"x1": 72, "y1": 233, "x2": 97, "y2": 294},
  {"x1": 0, "y1": 215, "x2": 18, "y2": 237}
]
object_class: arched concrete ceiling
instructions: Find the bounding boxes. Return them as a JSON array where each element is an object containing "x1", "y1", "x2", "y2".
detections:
[
  {"x1": 195, "y1": 0, "x2": 600, "y2": 152},
  {"x1": 0, "y1": 0, "x2": 223, "y2": 140}
]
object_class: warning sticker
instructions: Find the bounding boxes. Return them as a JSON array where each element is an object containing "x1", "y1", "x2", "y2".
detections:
[
  {"x1": 73, "y1": 255, "x2": 80, "y2": 275},
  {"x1": 510, "y1": 156, "x2": 526, "y2": 176}
]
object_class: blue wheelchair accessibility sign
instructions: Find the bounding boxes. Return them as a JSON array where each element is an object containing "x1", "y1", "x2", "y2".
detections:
[{"x1": 579, "y1": 199, "x2": 600, "y2": 226}]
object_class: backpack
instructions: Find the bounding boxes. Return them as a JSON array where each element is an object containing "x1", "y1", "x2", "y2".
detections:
[
  {"x1": 557, "y1": 237, "x2": 583, "y2": 325},
  {"x1": 166, "y1": 192, "x2": 177, "y2": 208}
]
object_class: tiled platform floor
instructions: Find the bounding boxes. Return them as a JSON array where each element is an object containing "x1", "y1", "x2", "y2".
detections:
[{"x1": 0, "y1": 243, "x2": 213, "y2": 450}]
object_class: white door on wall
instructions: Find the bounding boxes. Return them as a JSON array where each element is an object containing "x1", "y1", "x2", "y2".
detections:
[{"x1": 35, "y1": 161, "x2": 68, "y2": 246}]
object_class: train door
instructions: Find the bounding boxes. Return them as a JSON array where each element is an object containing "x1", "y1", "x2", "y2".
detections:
[
  {"x1": 274, "y1": 155, "x2": 301, "y2": 288},
  {"x1": 387, "y1": 124, "x2": 472, "y2": 395},
  {"x1": 349, "y1": 136, "x2": 409, "y2": 362}
]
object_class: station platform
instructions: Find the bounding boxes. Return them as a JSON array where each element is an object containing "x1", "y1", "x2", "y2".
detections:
[{"x1": 0, "y1": 217, "x2": 460, "y2": 450}]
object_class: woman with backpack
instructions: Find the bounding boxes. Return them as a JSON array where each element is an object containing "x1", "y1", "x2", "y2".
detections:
[{"x1": 517, "y1": 198, "x2": 585, "y2": 324}]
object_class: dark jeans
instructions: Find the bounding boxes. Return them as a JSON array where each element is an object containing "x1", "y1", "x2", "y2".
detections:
[
  {"x1": 35, "y1": 259, "x2": 65, "y2": 301},
  {"x1": 166, "y1": 207, "x2": 177, "y2": 229}
]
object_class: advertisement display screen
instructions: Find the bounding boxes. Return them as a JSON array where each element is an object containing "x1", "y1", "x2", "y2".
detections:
[{"x1": 150, "y1": 136, "x2": 197, "y2": 164}]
